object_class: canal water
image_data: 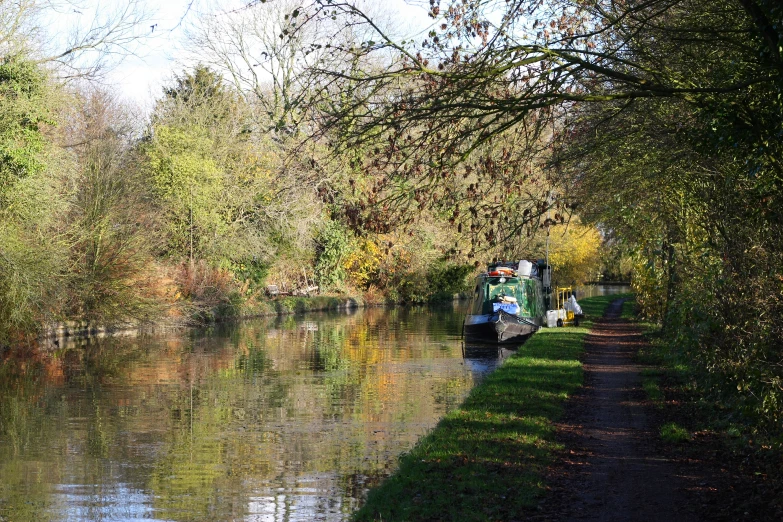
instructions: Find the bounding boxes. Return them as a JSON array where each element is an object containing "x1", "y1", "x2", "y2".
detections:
[
  {"x1": 0, "y1": 305, "x2": 504, "y2": 522},
  {"x1": 0, "y1": 286, "x2": 631, "y2": 521},
  {"x1": 573, "y1": 283, "x2": 631, "y2": 299}
]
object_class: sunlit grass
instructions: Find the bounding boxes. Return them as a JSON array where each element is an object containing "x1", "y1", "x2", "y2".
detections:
[
  {"x1": 660, "y1": 422, "x2": 690, "y2": 443},
  {"x1": 578, "y1": 293, "x2": 632, "y2": 327},
  {"x1": 353, "y1": 295, "x2": 617, "y2": 522}
]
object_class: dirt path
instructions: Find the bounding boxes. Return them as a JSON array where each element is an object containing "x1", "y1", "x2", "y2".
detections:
[{"x1": 534, "y1": 299, "x2": 710, "y2": 521}]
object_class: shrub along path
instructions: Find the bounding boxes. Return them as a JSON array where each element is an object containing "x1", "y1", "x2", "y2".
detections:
[{"x1": 533, "y1": 299, "x2": 716, "y2": 521}]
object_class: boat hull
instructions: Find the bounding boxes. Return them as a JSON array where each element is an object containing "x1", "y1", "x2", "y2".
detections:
[{"x1": 464, "y1": 310, "x2": 539, "y2": 344}]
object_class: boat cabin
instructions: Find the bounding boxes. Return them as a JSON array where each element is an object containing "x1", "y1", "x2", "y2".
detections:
[{"x1": 468, "y1": 267, "x2": 546, "y2": 319}]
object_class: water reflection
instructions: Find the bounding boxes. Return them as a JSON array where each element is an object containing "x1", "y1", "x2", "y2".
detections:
[
  {"x1": 0, "y1": 305, "x2": 499, "y2": 522},
  {"x1": 462, "y1": 343, "x2": 517, "y2": 381}
]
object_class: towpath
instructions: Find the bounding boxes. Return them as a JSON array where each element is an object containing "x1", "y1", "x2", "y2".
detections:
[{"x1": 533, "y1": 298, "x2": 713, "y2": 521}]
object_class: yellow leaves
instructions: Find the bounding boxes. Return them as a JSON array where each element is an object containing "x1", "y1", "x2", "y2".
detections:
[
  {"x1": 546, "y1": 223, "x2": 602, "y2": 285},
  {"x1": 343, "y1": 238, "x2": 382, "y2": 288}
]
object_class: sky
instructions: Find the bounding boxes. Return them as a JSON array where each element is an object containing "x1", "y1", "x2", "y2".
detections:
[{"x1": 53, "y1": 0, "x2": 432, "y2": 112}]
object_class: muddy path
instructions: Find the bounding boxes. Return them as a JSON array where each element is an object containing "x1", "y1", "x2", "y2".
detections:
[{"x1": 533, "y1": 299, "x2": 713, "y2": 521}]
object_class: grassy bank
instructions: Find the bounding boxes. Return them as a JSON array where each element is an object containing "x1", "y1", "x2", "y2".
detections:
[
  {"x1": 353, "y1": 294, "x2": 626, "y2": 521},
  {"x1": 199, "y1": 294, "x2": 365, "y2": 324}
]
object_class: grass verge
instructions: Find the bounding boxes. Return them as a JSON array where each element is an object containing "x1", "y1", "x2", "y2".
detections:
[
  {"x1": 352, "y1": 295, "x2": 620, "y2": 522},
  {"x1": 620, "y1": 297, "x2": 636, "y2": 320},
  {"x1": 623, "y1": 295, "x2": 783, "y2": 519}
]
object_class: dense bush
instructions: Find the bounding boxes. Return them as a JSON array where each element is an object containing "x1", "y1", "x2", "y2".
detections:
[
  {"x1": 426, "y1": 261, "x2": 474, "y2": 302},
  {"x1": 313, "y1": 220, "x2": 352, "y2": 290}
]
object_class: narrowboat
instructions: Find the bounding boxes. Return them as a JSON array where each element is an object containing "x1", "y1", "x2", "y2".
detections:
[{"x1": 463, "y1": 260, "x2": 548, "y2": 344}]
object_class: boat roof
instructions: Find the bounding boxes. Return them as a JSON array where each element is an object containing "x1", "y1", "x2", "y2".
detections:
[
  {"x1": 477, "y1": 272, "x2": 537, "y2": 281},
  {"x1": 478, "y1": 260, "x2": 545, "y2": 280}
]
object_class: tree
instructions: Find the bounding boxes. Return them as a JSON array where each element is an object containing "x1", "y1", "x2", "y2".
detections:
[
  {"x1": 184, "y1": 0, "x2": 320, "y2": 133},
  {"x1": 0, "y1": 56, "x2": 64, "y2": 342},
  {"x1": 62, "y1": 88, "x2": 163, "y2": 324},
  {"x1": 144, "y1": 65, "x2": 323, "y2": 274},
  {"x1": 300, "y1": 0, "x2": 781, "y2": 230},
  {"x1": 185, "y1": 0, "x2": 404, "y2": 134},
  {"x1": 536, "y1": 223, "x2": 602, "y2": 287},
  {"x1": 0, "y1": 56, "x2": 52, "y2": 206},
  {"x1": 1, "y1": 0, "x2": 157, "y2": 82},
  {"x1": 300, "y1": 0, "x2": 783, "y2": 430},
  {"x1": 0, "y1": 2, "x2": 199, "y2": 343},
  {"x1": 543, "y1": 4, "x2": 783, "y2": 428}
]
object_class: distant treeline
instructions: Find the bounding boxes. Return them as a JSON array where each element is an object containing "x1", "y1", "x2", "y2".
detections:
[{"x1": 0, "y1": 1, "x2": 606, "y2": 348}]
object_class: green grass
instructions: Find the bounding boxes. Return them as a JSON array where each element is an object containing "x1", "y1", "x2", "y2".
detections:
[
  {"x1": 642, "y1": 374, "x2": 665, "y2": 404},
  {"x1": 620, "y1": 297, "x2": 636, "y2": 320},
  {"x1": 353, "y1": 295, "x2": 621, "y2": 522},
  {"x1": 576, "y1": 293, "x2": 633, "y2": 328},
  {"x1": 660, "y1": 422, "x2": 690, "y2": 443}
]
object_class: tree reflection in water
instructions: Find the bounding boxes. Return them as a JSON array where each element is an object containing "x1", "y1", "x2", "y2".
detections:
[{"x1": 0, "y1": 304, "x2": 498, "y2": 521}]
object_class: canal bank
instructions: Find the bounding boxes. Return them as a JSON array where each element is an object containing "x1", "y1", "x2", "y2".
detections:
[
  {"x1": 41, "y1": 294, "x2": 367, "y2": 348},
  {"x1": 353, "y1": 294, "x2": 626, "y2": 521},
  {"x1": 199, "y1": 294, "x2": 366, "y2": 323}
]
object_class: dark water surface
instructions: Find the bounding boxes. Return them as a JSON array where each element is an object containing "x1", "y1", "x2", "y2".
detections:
[{"x1": 0, "y1": 305, "x2": 504, "y2": 522}]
